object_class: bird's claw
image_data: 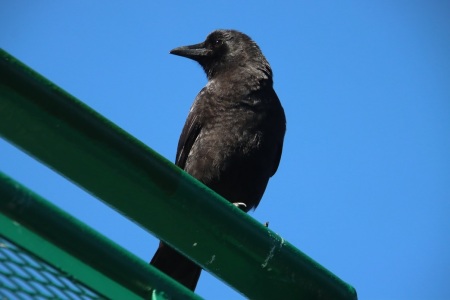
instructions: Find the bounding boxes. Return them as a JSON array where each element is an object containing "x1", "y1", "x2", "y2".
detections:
[{"x1": 233, "y1": 202, "x2": 247, "y2": 209}]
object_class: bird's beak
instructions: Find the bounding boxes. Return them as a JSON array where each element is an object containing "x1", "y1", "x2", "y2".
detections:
[{"x1": 170, "y1": 42, "x2": 212, "y2": 60}]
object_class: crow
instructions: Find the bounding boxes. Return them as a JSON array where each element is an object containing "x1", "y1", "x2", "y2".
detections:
[{"x1": 150, "y1": 29, "x2": 286, "y2": 291}]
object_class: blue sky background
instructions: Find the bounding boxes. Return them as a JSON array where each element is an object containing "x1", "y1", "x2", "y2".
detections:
[{"x1": 1, "y1": 2, "x2": 449, "y2": 299}]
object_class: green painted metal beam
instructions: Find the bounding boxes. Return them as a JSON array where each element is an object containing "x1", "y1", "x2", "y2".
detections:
[
  {"x1": 0, "y1": 172, "x2": 201, "y2": 300},
  {"x1": 0, "y1": 48, "x2": 357, "y2": 299}
]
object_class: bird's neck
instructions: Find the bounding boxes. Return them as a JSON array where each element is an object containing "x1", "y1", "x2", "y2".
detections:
[{"x1": 208, "y1": 64, "x2": 272, "y2": 89}]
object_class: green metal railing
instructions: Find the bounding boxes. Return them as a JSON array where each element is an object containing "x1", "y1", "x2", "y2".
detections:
[
  {"x1": 0, "y1": 49, "x2": 201, "y2": 300},
  {"x1": 0, "y1": 172, "x2": 200, "y2": 300},
  {"x1": 0, "y1": 48, "x2": 357, "y2": 299}
]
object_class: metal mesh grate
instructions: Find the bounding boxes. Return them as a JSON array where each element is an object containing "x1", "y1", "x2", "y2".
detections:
[{"x1": 0, "y1": 236, "x2": 105, "y2": 300}]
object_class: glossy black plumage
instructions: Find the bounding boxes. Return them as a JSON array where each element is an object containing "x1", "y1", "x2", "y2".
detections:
[{"x1": 150, "y1": 29, "x2": 286, "y2": 291}]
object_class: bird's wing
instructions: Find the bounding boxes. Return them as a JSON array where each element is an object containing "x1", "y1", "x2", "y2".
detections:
[
  {"x1": 271, "y1": 141, "x2": 284, "y2": 177},
  {"x1": 175, "y1": 110, "x2": 202, "y2": 169}
]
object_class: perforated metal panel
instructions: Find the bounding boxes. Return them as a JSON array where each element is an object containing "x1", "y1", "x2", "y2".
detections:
[{"x1": 0, "y1": 237, "x2": 103, "y2": 300}]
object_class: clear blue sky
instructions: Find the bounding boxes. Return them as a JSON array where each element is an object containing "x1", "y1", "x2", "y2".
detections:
[{"x1": 1, "y1": 2, "x2": 449, "y2": 299}]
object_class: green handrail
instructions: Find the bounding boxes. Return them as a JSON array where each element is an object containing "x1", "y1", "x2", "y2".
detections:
[
  {"x1": 0, "y1": 172, "x2": 202, "y2": 300},
  {"x1": 0, "y1": 48, "x2": 357, "y2": 299}
]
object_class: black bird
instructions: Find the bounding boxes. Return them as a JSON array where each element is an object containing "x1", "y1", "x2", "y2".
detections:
[{"x1": 150, "y1": 29, "x2": 286, "y2": 291}]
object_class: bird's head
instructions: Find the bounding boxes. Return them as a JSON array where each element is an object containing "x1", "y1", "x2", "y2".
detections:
[{"x1": 170, "y1": 29, "x2": 272, "y2": 81}]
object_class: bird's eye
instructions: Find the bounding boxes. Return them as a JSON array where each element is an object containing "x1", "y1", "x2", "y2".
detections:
[{"x1": 213, "y1": 39, "x2": 223, "y2": 47}]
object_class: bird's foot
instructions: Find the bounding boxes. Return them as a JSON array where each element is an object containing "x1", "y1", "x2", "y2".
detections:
[{"x1": 233, "y1": 202, "x2": 247, "y2": 210}]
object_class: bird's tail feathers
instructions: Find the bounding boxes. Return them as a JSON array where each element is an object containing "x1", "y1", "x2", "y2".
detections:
[{"x1": 150, "y1": 242, "x2": 202, "y2": 291}]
